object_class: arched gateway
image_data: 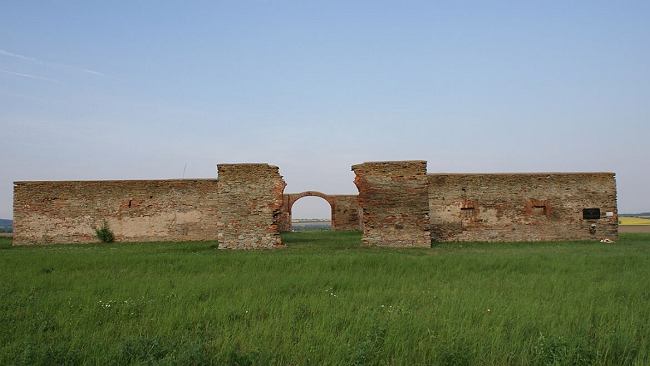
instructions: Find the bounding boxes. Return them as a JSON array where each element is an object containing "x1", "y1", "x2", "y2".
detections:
[{"x1": 278, "y1": 191, "x2": 361, "y2": 232}]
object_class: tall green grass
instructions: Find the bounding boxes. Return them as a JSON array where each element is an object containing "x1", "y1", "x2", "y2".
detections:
[{"x1": 0, "y1": 233, "x2": 648, "y2": 365}]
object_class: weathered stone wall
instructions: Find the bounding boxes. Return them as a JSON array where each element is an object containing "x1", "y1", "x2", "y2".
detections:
[
  {"x1": 13, "y1": 179, "x2": 220, "y2": 245},
  {"x1": 331, "y1": 195, "x2": 361, "y2": 231},
  {"x1": 352, "y1": 161, "x2": 430, "y2": 247},
  {"x1": 278, "y1": 198, "x2": 292, "y2": 232},
  {"x1": 428, "y1": 173, "x2": 618, "y2": 242},
  {"x1": 279, "y1": 192, "x2": 361, "y2": 232},
  {"x1": 14, "y1": 163, "x2": 288, "y2": 248},
  {"x1": 12, "y1": 161, "x2": 619, "y2": 248},
  {"x1": 216, "y1": 164, "x2": 286, "y2": 249}
]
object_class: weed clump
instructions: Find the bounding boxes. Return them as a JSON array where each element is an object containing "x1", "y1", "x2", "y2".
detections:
[{"x1": 95, "y1": 221, "x2": 115, "y2": 243}]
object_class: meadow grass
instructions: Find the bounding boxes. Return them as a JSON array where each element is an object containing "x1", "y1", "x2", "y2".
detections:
[{"x1": 0, "y1": 232, "x2": 649, "y2": 365}]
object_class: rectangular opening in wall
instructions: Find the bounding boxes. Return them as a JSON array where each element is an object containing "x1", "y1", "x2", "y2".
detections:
[
  {"x1": 460, "y1": 207, "x2": 475, "y2": 217},
  {"x1": 532, "y1": 205, "x2": 546, "y2": 215},
  {"x1": 583, "y1": 208, "x2": 601, "y2": 220}
]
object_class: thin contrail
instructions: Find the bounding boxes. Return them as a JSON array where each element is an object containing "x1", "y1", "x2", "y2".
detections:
[
  {"x1": 0, "y1": 68, "x2": 61, "y2": 83},
  {"x1": 0, "y1": 48, "x2": 106, "y2": 77},
  {"x1": 0, "y1": 49, "x2": 38, "y2": 62}
]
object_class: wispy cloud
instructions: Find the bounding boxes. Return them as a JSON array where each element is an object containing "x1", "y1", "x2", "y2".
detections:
[
  {"x1": 81, "y1": 68, "x2": 105, "y2": 76},
  {"x1": 0, "y1": 48, "x2": 106, "y2": 77},
  {"x1": 0, "y1": 68, "x2": 61, "y2": 83},
  {"x1": 0, "y1": 49, "x2": 39, "y2": 62}
]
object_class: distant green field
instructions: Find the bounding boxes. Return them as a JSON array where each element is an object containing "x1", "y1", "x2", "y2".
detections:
[
  {"x1": 290, "y1": 221, "x2": 332, "y2": 231},
  {"x1": 1, "y1": 233, "x2": 649, "y2": 365}
]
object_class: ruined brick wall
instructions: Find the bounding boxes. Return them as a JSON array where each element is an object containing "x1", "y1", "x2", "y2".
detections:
[
  {"x1": 216, "y1": 164, "x2": 286, "y2": 249},
  {"x1": 278, "y1": 197, "x2": 292, "y2": 232},
  {"x1": 279, "y1": 192, "x2": 361, "y2": 232},
  {"x1": 428, "y1": 173, "x2": 618, "y2": 242},
  {"x1": 13, "y1": 162, "x2": 618, "y2": 248},
  {"x1": 352, "y1": 161, "x2": 430, "y2": 247},
  {"x1": 13, "y1": 179, "x2": 220, "y2": 245},
  {"x1": 331, "y1": 195, "x2": 361, "y2": 231},
  {"x1": 13, "y1": 163, "x2": 287, "y2": 248}
]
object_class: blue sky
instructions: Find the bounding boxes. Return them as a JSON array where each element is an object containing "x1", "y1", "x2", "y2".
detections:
[{"x1": 1, "y1": 0, "x2": 649, "y2": 219}]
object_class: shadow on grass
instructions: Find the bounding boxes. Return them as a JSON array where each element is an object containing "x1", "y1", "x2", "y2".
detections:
[
  {"x1": 0, "y1": 237, "x2": 12, "y2": 249},
  {"x1": 146, "y1": 241, "x2": 220, "y2": 254}
]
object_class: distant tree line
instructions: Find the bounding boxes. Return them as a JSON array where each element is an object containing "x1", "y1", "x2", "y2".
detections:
[{"x1": 620, "y1": 213, "x2": 650, "y2": 217}]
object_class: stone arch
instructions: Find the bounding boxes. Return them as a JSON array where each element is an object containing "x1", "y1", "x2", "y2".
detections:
[
  {"x1": 282, "y1": 191, "x2": 334, "y2": 231},
  {"x1": 278, "y1": 191, "x2": 361, "y2": 232},
  {"x1": 287, "y1": 191, "x2": 335, "y2": 211}
]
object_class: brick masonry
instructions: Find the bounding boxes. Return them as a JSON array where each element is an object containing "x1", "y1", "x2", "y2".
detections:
[
  {"x1": 352, "y1": 161, "x2": 431, "y2": 247},
  {"x1": 278, "y1": 192, "x2": 361, "y2": 232},
  {"x1": 428, "y1": 173, "x2": 618, "y2": 242},
  {"x1": 331, "y1": 195, "x2": 362, "y2": 231},
  {"x1": 13, "y1": 179, "x2": 220, "y2": 245},
  {"x1": 12, "y1": 161, "x2": 619, "y2": 247},
  {"x1": 216, "y1": 164, "x2": 286, "y2": 249},
  {"x1": 13, "y1": 163, "x2": 288, "y2": 248}
]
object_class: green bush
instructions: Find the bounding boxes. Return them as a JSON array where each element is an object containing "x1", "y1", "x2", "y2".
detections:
[{"x1": 95, "y1": 221, "x2": 115, "y2": 243}]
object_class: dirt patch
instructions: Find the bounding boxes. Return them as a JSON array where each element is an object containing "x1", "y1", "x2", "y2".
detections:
[{"x1": 620, "y1": 226, "x2": 650, "y2": 233}]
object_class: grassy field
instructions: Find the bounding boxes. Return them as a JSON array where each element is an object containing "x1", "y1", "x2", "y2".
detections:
[
  {"x1": 619, "y1": 216, "x2": 650, "y2": 226},
  {"x1": 0, "y1": 233, "x2": 649, "y2": 365}
]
